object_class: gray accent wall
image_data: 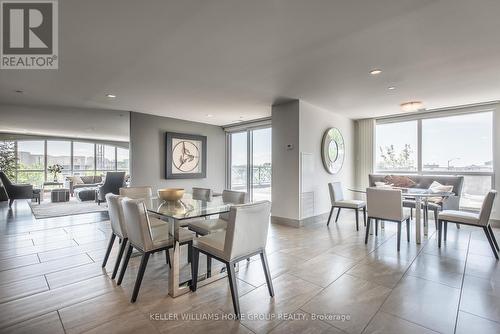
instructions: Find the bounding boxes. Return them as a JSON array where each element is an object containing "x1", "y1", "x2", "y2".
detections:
[{"x1": 129, "y1": 112, "x2": 226, "y2": 193}]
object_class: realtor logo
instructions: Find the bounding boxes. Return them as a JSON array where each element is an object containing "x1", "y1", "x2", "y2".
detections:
[{"x1": 1, "y1": 0, "x2": 58, "y2": 69}]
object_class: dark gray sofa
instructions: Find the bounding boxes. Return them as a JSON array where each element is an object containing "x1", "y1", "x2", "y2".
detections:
[{"x1": 368, "y1": 174, "x2": 465, "y2": 222}]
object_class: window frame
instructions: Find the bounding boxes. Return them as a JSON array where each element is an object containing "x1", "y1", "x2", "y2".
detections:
[{"x1": 374, "y1": 108, "x2": 495, "y2": 208}]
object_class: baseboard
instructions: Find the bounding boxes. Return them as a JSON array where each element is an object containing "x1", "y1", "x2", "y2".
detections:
[{"x1": 271, "y1": 212, "x2": 329, "y2": 228}]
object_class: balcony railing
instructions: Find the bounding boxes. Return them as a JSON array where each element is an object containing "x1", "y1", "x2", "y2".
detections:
[{"x1": 231, "y1": 165, "x2": 271, "y2": 187}]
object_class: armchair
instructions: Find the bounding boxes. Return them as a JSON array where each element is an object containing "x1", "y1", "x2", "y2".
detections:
[
  {"x1": 96, "y1": 172, "x2": 125, "y2": 204},
  {"x1": 0, "y1": 171, "x2": 33, "y2": 208}
]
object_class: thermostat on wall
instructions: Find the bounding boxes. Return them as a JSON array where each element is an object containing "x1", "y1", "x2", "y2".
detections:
[{"x1": 286, "y1": 144, "x2": 294, "y2": 150}]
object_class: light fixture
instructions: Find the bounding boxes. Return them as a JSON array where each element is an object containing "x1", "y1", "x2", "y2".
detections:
[
  {"x1": 15, "y1": 90, "x2": 24, "y2": 94},
  {"x1": 206, "y1": 114, "x2": 214, "y2": 118},
  {"x1": 105, "y1": 93, "x2": 116, "y2": 99},
  {"x1": 369, "y1": 69, "x2": 382, "y2": 75},
  {"x1": 400, "y1": 101, "x2": 424, "y2": 112},
  {"x1": 388, "y1": 86, "x2": 396, "y2": 90}
]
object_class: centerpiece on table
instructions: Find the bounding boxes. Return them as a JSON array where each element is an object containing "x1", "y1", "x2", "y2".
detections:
[{"x1": 47, "y1": 164, "x2": 64, "y2": 182}]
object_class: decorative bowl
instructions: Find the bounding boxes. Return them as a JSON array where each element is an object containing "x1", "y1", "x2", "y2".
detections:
[{"x1": 157, "y1": 188, "x2": 185, "y2": 202}]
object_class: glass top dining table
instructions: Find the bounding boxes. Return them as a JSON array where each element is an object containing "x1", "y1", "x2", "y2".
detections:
[
  {"x1": 348, "y1": 187, "x2": 454, "y2": 244},
  {"x1": 142, "y1": 193, "x2": 233, "y2": 298}
]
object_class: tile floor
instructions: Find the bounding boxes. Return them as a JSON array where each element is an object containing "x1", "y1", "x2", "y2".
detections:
[{"x1": 1, "y1": 200, "x2": 500, "y2": 333}]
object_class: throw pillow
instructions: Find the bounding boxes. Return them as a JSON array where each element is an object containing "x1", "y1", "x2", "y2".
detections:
[
  {"x1": 428, "y1": 181, "x2": 453, "y2": 203},
  {"x1": 384, "y1": 175, "x2": 416, "y2": 188},
  {"x1": 72, "y1": 176, "x2": 84, "y2": 184}
]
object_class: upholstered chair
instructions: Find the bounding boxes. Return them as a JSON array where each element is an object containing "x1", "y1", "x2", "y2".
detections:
[
  {"x1": 438, "y1": 190, "x2": 498, "y2": 259},
  {"x1": 192, "y1": 187, "x2": 212, "y2": 201},
  {"x1": 191, "y1": 201, "x2": 273, "y2": 318},
  {"x1": 117, "y1": 197, "x2": 194, "y2": 302},
  {"x1": 119, "y1": 186, "x2": 153, "y2": 199},
  {"x1": 327, "y1": 182, "x2": 366, "y2": 230},
  {"x1": 0, "y1": 171, "x2": 33, "y2": 208},
  {"x1": 188, "y1": 190, "x2": 246, "y2": 236},
  {"x1": 104, "y1": 194, "x2": 129, "y2": 279},
  {"x1": 365, "y1": 188, "x2": 410, "y2": 251},
  {"x1": 96, "y1": 172, "x2": 126, "y2": 204}
]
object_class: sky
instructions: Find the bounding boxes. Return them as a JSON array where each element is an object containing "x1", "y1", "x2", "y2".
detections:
[{"x1": 231, "y1": 128, "x2": 271, "y2": 166}]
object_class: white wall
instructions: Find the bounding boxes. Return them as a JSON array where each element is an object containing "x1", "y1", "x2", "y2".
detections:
[
  {"x1": 271, "y1": 101, "x2": 300, "y2": 220},
  {"x1": 0, "y1": 103, "x2": 129, "y2": 142},
  {"x1": 129, "y1": 112, "x2": 226, "y2": 193},
  {"x1": 271, "y1": 100, "x2": 355, "y2": 222},
  {"x1": 299, "y1": 101, "x2": 355, "y2": 216},
  {"x1": 493, "y1": 105, "x2": 500, "y2": 221}
]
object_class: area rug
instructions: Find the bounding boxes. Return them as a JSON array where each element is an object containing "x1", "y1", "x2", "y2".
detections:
[{"x1": 28, "y1": 198, "x2": 108, "y2": 219}]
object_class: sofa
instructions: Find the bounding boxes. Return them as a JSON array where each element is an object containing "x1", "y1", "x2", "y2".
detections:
[
  {"x1": 65, "y1": 175, "x2": 103, "y2": 195},
  {"x1": 368, "y1": 174, "x2": 464, "y2": 222}
]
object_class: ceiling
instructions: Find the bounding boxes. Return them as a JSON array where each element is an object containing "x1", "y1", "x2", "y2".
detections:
[{"x1": 1, "y1": 0, "x2": 500, "y2": 125}]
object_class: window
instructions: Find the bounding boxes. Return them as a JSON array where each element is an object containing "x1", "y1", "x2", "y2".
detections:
[
  {"x1": 375, "y1": 121, "x2": 417, "y2": 172},
  {"x1": 375, "y1": 111, "x2": 494, "y2": 210},
  {"x1": 73, "y1": 142, "x2": 95, "y2": 173},
  {"x1": 17, "y1": 141, "x2": 45, "y2": 187},
  {"x1": 46, "y1": 141, "x2": 71, "y2": 181},
  {"x1": 96, "y1": 144, "x2": 116, "y2": 171},
  {"x1": 9, "y1": 139, "x2": 128, "y2": 185},
  {"x1": 230, "y1": 132, "x2": 247, "y2": 192},
  {"x1": 117, "y1": 147, "x2": 129, "y2": 171}
]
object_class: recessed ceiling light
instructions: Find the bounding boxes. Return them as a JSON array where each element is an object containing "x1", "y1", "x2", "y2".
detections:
[
  {"x1": 15, "y1": 90, "x2": 24, "y2": 94},
  {"x1": 105, "y1": 93, "x2": 116, "y2": 99},
  {"x1": 206, "y1": 114, "x2": 214, "y2": 118},
  {"x1": 388, "y1": 86, "x2": 396, "y2": 90},
  {"x1": 400, "y1": 101, "x2": 424, "y2": 112},
  {"x1": 369, "y1": 69, "x2": 382, "y2": 75}
]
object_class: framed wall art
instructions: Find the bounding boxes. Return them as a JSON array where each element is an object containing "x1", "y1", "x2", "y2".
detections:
[{"x1": 165, "y1": 132, "x2": 207, "y2": 179}]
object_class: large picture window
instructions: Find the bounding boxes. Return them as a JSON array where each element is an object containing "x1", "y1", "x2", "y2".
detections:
[
  {"x1": 10, "y1": 139, "x2": 129, "y2": 186},
  {"x1": 375, "y1": 111, "x2": 494, "y2": 210}
]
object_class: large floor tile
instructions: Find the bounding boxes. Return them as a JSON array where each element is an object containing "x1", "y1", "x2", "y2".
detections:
[
  {"x1": 0, "y1": 275, "x2": 48, "y2": 303},
  {"x1": 302, "y1": 274, "x2": 392, "y2": 334},
  {"x1": 1, "y1": 311, "x2": 65, "y2": 334},
  {"x1": 460, "y1": 274, "x2": 500, "y2": 322},
  {"x1": 81, "y1": 310, "x2": 160, "y2": 334},
  {"x1": 381, "y1": 275, "x2": 460, "y2": 334},
  {"x1": 407, "y1": 253, "x2": 465, "y2": 288},
  {"x1": 455, "y1": 311, "x2": 500, "y2": 334},
  {"x1": 363, "y1": 311, "x2": 439, "y2": 334},
  {"x1": 0, "y1": 254, "x2": 39, "y2": 271},
  {"x1": 269, "y1": 310, "x2": 343, "y2": 334},
  {"x1": 236, "y1": 251, "x2": 299, "y2": 287},
  {"x1": 221, "y1": 273, "x2": 322, "y2": 334}
]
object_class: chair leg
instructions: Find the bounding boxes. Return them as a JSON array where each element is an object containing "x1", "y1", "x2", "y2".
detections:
[
  {"x1": 187, "y1": 243, "x2": 192, "y2": 264},
  {"x1": 483, "y1": 227, "x2": 499, "y2": 260},
  {"x1": 434, "y1": 209, "x2": 438, "y2": 230},
  {"x1": 190, "y1": 248, "x2": 199, "y2": 291},
  {"x1": 207, "y1": 256, "x2": 212, "y2": 278},
  {"x1": 363, "y1": 207, "x2": 367, "y2": 227},
  {"x1": 165, "y1": 249, "x2": 171, "y2": 268},
  {"x1": 364, "y1": 218, "x2": 371, "y2": 244},
  {"x1": 8, "y1": 199, "x2": 14, "y2": 208},
  {"x1": 443, "y1": 221, "x2": 448, "y2": 241},
  {"x1": 375, "y1": 220, "x2": 378, "y2": 236},
  {"x1": 226, "y1": 262, "x2": 241, "y2": 318},
  {"x1": 406, "y1": 219, "x2": 410, "y2": 242},
  {"x1": 397, "y1": 223, "x2": 401, "y2": 252},
  {"x1": 131, "y1": 252, "x2": 150, "y2": 302},
  {"x1": 111, "y1": 237, "x2": 128, "y2": 279},
  {"x1": 117, "y1": 244, "x2": 133, "y2": 285},
  {"x1": 355, "y1": 209, "x2": 359, "y2": 231},
  {"x1": 260, "y1": 251, "x2": 274, "y2": 297},
  {"x1": 456, "y1": 223, "x2": 460, "y2": 229},
  {"x1": 487, "y1": 225, "x2": 500, "y2": 251},
  {"x1": 327, "y1": 206, "x2": 334, "y2": 226},
  {"x1": 102, "y1": 233, "x2": 116, "y2": 267},
  {"x1": 410, "y1": 208, "x2": 413, "y2": 220},
  {"x1": 438, "y1": 220, "x2": 442, "y2": 248},
  {"x1": 335, "y1": 208, "x2": 341, "y2": 222}
]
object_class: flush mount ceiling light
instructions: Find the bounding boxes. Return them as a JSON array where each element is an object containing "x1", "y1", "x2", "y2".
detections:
[
  {"x1": 388, "y1": 86, "x2": 396, "y2": 90},
  {"x1": 400, "y1": 101, "x2": 424, "y2": 112},
  {"x1": 105, "y1": 93, "x2": 116, "y2": 99},
  {"x1": 15, "y1": 89, "x2": 24, "y2": 94},
  {"x1": 206, "y1": 114, "x2": 214, "y2": 118},
  {"x1": 369, "y1": 69, "x2": 382, "y2": 75}
]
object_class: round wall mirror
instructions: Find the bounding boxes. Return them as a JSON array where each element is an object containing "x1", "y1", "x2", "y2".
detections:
[{"x1": 321, "y1": 127, "x2": 345, "y2": 174}]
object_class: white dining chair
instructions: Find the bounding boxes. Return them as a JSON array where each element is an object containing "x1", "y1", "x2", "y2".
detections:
[
  {"x1": 103, "y1": 193, "x2": 128, "y2": 279},
  {"x1": 190, "y1": 201, "x2": 273, "y2": 318},
  {"x1": 192, "y1": 187, "x2": 212, "y2": 201},
  {"x1": 365, "y1": 187, "x2": 410, "y2": 251},
  {"x1": 117, "y1": 197, "x2": 194, "y2": 302},
  {"x1": 119, "y1": 186, "x2": 153, "y2": 199},
  {"x1": 438, "y1": 190, "x2": 498, "y2": 259},
  {"x1": 188, "y1": 190, "x2": 247, "y2": 236},
  {"x1": 327, "y1": 182, "x2": 366, "y2": 230}
]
